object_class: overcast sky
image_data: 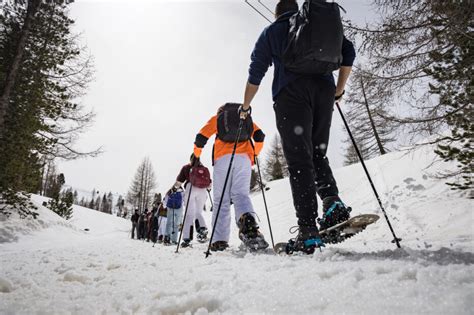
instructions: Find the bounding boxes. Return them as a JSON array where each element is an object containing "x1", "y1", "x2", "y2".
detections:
[{"x1": 60, "y1": 0, "x2": 374, "y2": 198}]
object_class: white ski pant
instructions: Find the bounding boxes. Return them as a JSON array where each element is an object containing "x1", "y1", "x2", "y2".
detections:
[
  {"x1": 183, "y1": 183, "x2": 208, "y2": 240},
  {"x1": 212, "y1": 154, "x2": 254, "y2": 242},
  {"x1": 157, "y1": 216, "x2": 167, "y2": 237}
]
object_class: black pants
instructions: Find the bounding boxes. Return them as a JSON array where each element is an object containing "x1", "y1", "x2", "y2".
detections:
[
  {"x1": 131, "y1": 223, "x2": 137, "y2": 239},
  {"x1": 274, "y1": 77, "x2": 339, "y2": 226}
]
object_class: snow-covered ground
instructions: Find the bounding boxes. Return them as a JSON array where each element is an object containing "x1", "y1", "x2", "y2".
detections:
[{"x1": 1, "y1": 145, "x2": 473, "y2": 314}]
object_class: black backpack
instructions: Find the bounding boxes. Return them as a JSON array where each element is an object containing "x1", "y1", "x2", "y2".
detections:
[
  {"x1": 283, "y1": 0, "x2": 344, "y2": 75},
  {"x1": 217, "y1": 103, "x2": 254, "y2": 143}
]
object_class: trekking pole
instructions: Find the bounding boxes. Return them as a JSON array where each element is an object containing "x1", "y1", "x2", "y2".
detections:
[
  {"x1": 205, "y1": 119, "x2": 245, "y2": 258},
  {"x1": 245, "y1": 0, "x2": 272, "y2": 23},
  {"x1": 255, "y1": 156, "x2": 275, "y2": 248},
  {"x1": 176, "y1": 183, "x2": 194, "y2": 253},
  {"x1": 207, "y1": 189, "x2": 214, "y2": 212},
  {"x1": 336, "y1": 102, "x2": 402, "y2": 248},
  {"x1": 257, "y1": 0, "x2": 275, "y2": 16}
]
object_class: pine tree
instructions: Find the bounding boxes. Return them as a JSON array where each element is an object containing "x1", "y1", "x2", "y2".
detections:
[
  {"x1": 0, "y1": 1, "x2": 97, "y2": 217},
  {"x1": 126, "y1": 157, "x2": 157, "y2": 213},
  {"x1": 263, "y1": 134, "x2": 288, "y2": 181},
  {"x1": 46, "y1": 173, "x2": 73, "y2": 220},
  {"x1": 94, "y1": 196, "x2": 101, "y2": 211},
  {"x1": 344, "y1": 70, "x2": 396, "y2": 159},
  {"x1": 426, "y1": 2, "x2": 473, "y2": 192},
  {"x1": 346, "y1": 0, "x2": 473, "y2": 192}
]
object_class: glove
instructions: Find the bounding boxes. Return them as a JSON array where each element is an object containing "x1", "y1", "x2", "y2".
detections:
[{"x1": 335, "y1": 90, "x2": 345, "y2": 101}]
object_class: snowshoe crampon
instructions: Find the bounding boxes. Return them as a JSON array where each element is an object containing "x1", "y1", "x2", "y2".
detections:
[{"x1": 320, "y1": 214, "x2": 379, "y2": 244}]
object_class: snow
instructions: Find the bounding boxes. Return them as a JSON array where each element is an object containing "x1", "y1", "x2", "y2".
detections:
[{"x1": 1, "y1": 145, "x2": 473, "y2": 314}]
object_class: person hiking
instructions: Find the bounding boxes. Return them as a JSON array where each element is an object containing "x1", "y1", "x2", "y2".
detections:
[
  {"x1": 163, "y1": 185, "x2": 184, "y2": 245},
  {"x1": 150, "y1": 207, "x2": 159, "y2": 243},
  {"x1": 241, "y1": 0, "x2": 356, "y2": 254},
  {"x1": 193, "y1": 103, "x2": 268, "y2": 251},
  {"x1": 175, "y1": 154, "x2": 211, "y2": 248},
  {"x1": 157, "y1": 201, "x2": 168, "y2": 243},
  {"x1": 130, "y1": 209, "x2": 139, "y2": 239},
  {"x1": 138, "y1": 209, "x2": 147, "y2": 240},
  {"x1": 146, "y1": 208, "x2": 154, "y2": 242}
]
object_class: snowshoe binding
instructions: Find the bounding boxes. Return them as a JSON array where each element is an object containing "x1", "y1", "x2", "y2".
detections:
[
  {"x1": 275, "y1": 225, "x2": 325, "y2": 255},
  {"x1": 318, "y1": 197, "x2": 352, "y2": 230},
  {"x1": 238, "y1": 213, "x2": 269, "y2": 251},
  {"x1": 197, "y1": 227, "x2": 208, "y2": 243},
  {"x1": 210, "y1": 241, "x2": 229, "y2": 252},
  {"x1": 180, "y1": 239, "x2": 192, "y2": 248}
]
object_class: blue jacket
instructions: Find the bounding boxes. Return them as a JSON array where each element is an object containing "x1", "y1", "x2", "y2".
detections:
[{"x1": 248, "y1": 11, "x2": 356, "y2": 100}]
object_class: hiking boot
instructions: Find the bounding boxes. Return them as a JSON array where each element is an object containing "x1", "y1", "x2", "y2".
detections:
[
  {"x1": 286, "y1": 225, "x2": 325, "y2": 255},
  {"x1": 238, "y1": 213, "x2": 269, "y2": 250},
  {"x1": 318, "y1": 196, "x2": 352, "y2": 231},
  {"x1": 163, "y1": 236, "x2": 171, "y2": 245},
  {"x1": 210, "y1": 241, "x2": 229, "y2": 252},
  {"x1": 181, "y1": 239, "x2": 192, "y2": 248},
  {"x1": 197, "y1": 227, "x2": 208, "y2": 243}
]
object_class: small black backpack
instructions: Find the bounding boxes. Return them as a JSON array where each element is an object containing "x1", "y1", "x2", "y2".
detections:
[
  {"x1": 283, "y1": 0, "x2": 344, "y2": 75},
  {"x1": 217, "y1": 103, "x2": 254, "y2": 143}
]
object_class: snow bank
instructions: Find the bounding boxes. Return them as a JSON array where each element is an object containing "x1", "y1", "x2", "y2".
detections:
[{"x1": 0, "y1": 198, "x2": 75, "y2": 243}]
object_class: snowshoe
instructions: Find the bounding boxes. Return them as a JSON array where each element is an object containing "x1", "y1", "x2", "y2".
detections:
[
  {"x1": 238, "y1": 213, "x2": 269, "y2": 251},
  {"x1": 274, "y1": 226, "x2": 325, "y2": 255},
  {"x1": 181, "y1": 239, "x2": 192, "y2": 248},
  {"x1": 197, "y1": 227, "x2": 208, "y2": 243},
  {"x1": 319, "y1": 214, "x2": 380, "y2": 244},
  {"x1": 210, "y1": 241, "x2": 229, "y2": 252}
]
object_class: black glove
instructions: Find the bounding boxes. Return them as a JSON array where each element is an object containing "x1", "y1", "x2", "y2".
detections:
[{"x1": 335, "y1": 90, "x2": 345, "y2": 101}]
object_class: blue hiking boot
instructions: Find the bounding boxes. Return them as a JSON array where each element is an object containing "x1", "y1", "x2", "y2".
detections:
[
  {"x1": 318, "y1": 196, "x2": 352, "y2": 231},
  {"x1": 286, "y1": 226, "x2": 325, "y2": 255}
]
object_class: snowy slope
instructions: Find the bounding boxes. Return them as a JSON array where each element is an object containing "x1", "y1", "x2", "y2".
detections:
[{"x1": 1, "y1": 145, "x2": 473, "y2": 314}]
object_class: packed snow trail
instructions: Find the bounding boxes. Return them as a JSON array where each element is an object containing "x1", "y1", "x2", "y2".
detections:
[{"x1": 1, "y1": 145, "x2": 473, "y2": 314}]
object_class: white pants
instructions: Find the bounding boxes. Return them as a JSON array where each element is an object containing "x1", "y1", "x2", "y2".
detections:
[
  {"x1": 182, "y1": 184, "x2": 208, "y2": 240},
  {"x1": 212, "y1": 154, "x2": 254, "y2": 242},
  {"x1": 157, "y1": 217, "x2": 167, "y2": 237}
]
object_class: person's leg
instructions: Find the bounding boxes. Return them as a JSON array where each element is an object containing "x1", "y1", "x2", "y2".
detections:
[
  {"x1": 171, "y1": 208, "x2": 182, "y2": 243},
  {"x1": 194, "y1": 188, "x2": 208, "y2": 229},
  {"x1": 311, "y1": 78, "x2": 339, "y2": 199},
  {"x1": 231, "y1": 155, "x2": 254, "y2": 222},
  {"x1": 131, "y1": 223, "x2": 136, "y2": 239},
  {"x1": 182, "y1": 189, "x2": 196, "y2": 241},
  {"x1": 212, "y1": 155, "x2": 232, "y2": 243},
  {"x1": 274, "y1": 79, "x2": 318, "y2": 226}
]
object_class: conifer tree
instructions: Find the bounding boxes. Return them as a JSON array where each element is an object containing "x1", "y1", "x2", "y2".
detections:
[{"x1": 263, "y1": 134, "x2": 288, "y2": 181}]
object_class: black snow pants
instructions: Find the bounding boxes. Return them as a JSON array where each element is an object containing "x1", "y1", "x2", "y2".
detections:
[{"x1": 274, "y1": 76, "x2": 339, "y2": 227}]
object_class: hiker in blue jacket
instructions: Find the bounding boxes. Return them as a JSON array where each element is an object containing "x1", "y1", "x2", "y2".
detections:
[
  {"x1": 241, "y1": 0, "x2": 356, "y2": 253},
  {"x1": 163, "y1": 185, "x2": 184, "y2": 245}
]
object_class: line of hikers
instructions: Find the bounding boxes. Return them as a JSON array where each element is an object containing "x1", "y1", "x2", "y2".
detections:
[{"x1": 132, "y1": 0, "x2": 356, "y2": 254}]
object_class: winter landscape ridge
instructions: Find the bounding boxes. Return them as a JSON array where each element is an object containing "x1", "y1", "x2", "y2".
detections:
[{"x1": 0, "y1": 145, "x2": 473, "y2": 314}]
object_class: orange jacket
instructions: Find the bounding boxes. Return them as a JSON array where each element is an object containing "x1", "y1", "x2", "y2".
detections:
[{"x1": 193, "y1": 115, "x2": 265, "y2": 165}]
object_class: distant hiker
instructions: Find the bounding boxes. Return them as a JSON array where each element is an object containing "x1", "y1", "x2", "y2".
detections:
[
  {"x1": 241, "y1": 0, "x2": 356, "y2": 253},
  {"x1": 138, "y1": 210, "x2": 146, "y2": 240},
  {"x1": 175, "y1": 154, "x2": 211, "y2": 248},
  {"x1": 150, "y1": 208, "x2": 158, "y2": 243},
  {"x1": 131, "y1": 209, "x2": 139, "y2": 239},
  {"x1": 163, "y1": 185, "x2": 184, "y2": 245},
  {"x1": 193, "y1": 103, "x2": 268, "y2": 251},
  {"x1": 146, "y1": 208, "x2": 154, "y2": 242},
  {"x1": 157, "y1": 202, "x2": 168, "y2": 243}
]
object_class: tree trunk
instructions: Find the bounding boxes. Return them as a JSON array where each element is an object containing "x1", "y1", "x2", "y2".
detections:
[
  {"x1": 360, "y1": 77, "x2": 387, "y2": 155},
  {"x1": 0, "y1": 0, "x2": 42, "y2": 136}
]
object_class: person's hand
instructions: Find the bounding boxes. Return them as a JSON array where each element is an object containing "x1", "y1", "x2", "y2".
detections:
[
  {"x1": 239, "y1": 104, "x2": 251, "y2": 120},
  {"x1": 335, "y1": 90, "x2": 345, "y2": 102}
]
